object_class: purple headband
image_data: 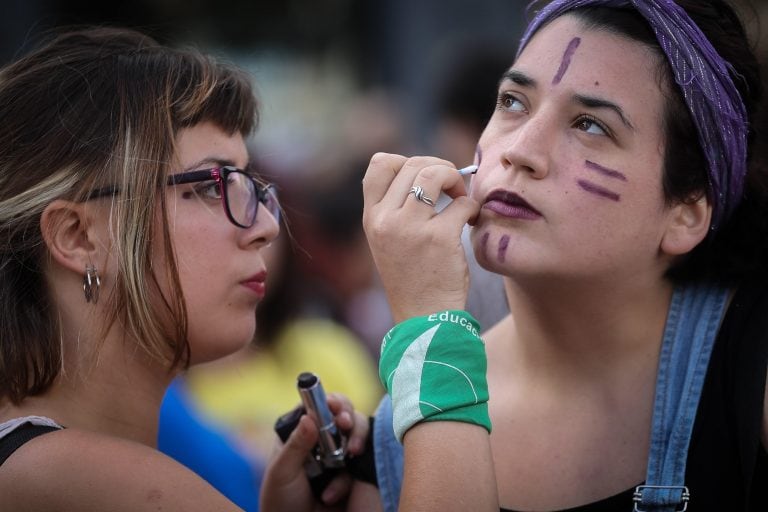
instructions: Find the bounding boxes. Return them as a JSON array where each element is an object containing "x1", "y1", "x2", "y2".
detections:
[{"x1": 518, "y1": 0, "x2": 748, "y2": 231}]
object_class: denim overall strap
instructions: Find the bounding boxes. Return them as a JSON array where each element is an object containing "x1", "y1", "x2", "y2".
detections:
[
  {"x1": 635, "y1": 282, "x2": 729, "y2": 512},
  {"x1": 373, "y1": 395, "x2": 404, "y2": 512}
]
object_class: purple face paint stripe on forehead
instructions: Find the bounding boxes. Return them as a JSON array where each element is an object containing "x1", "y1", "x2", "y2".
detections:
[
  {"x1": 585, "y1": 160, "x2": 627, "y2": 181},
  {"x1": 552, "y1": 37, "x2": 581, "y2": 85},
  {"x1": 517, "y1": 0, "x2": 748, "y2": 232},
  {"x1": 498, "y1": 235, "x2": 510, "y2": 263},
  {"x1": 577, "y1": 179, "x2": 621, "y2": 202}
]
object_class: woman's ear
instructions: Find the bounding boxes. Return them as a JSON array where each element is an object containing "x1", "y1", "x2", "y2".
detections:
[
  {"x1": 40, "y1": 199, "x2": 98, "y2": 274},
  {"x1": 660, "y1": 195, "x2": 712, "y2": 256}
]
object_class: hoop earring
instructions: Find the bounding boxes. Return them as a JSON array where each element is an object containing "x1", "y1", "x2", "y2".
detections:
[{"x1": 83, "y1": 264, "x2": 101, "y2": 304}]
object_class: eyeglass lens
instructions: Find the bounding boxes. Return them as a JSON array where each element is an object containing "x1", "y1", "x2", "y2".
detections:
[{"x1": 225, "y1": 171, "x2": 280, "y2": 227}]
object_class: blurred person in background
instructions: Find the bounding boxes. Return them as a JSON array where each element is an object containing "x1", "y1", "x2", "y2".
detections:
[
  {"x1": 159, "y1": 378, "x2": 266, "y2": 511},
  {"x1": 286, "y1": 161, "x2": 394, "y2": 358}
]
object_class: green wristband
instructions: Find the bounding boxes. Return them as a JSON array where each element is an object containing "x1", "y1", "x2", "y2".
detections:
[{"x1": 379, "y1": 310, "x2": 491, "y2": 442}]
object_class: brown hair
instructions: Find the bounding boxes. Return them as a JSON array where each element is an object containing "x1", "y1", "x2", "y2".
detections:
[{"x1": 0, "y1": 27, "x2": 258, "y2": 404}]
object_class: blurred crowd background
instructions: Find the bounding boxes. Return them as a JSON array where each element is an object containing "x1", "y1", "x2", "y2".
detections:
[
  {"x1": 2, "y1": 0, "x2": 766, "y2": 509},
  {"x1": 2, "y1": 0, "x2": 528, "y2": 156}
]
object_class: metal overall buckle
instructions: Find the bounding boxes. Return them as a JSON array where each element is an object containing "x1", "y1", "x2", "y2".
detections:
[{"x1": 633, "y1": 485, "x2": 690, "y2": 512}]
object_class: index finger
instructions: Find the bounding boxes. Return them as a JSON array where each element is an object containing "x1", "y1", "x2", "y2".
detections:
[
  {"x1": 361, "y1": 152, "x2": 408, "y2": 206},
  {"x1": 438, "y1": 164, "x2": 477, "y2": 202}
]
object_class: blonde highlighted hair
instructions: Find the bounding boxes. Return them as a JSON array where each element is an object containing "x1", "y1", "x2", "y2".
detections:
[{"x1": 0, "y1": 27, "x2": 258, "y2": 403}]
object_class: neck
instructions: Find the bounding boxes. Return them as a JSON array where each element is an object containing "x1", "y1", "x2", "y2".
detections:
[
  {"x1": 4, "y1": 332, "x2": 174, "y2": 447},
  {"x1": 497, "y1": 272, "x2": 674, "y2": 385}
]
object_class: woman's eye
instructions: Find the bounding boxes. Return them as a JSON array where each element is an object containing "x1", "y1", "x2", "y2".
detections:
[
  {"x1": 574, "y1": 115, "x2": 610, "y2": 136},
  {"x1": 193, "y1": 182, "x2": 222, "y2": 199},
  {"x1": 497, "y1": 92, "x2": 526, "y2": 113}
]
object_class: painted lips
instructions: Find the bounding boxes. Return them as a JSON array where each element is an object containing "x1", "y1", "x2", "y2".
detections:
[
  {"x1": 241, "y1": 271, "x2": 267, "y2": 298},
  {"x1": 482, "y1": 190, "x2": 542, "y2": 220}
]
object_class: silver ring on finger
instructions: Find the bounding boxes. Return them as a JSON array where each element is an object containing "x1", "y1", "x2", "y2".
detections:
[{"x1": 409, "y1": 186, "x2": 435, "y2": 207}]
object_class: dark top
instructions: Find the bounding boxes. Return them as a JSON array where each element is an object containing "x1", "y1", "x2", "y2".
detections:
[
  {"x1": 0, "y1": 422, "x2": 62, "y2": 466},
  {"x1": 501, "y1": 282, "x2": 768, "y2": 512}
]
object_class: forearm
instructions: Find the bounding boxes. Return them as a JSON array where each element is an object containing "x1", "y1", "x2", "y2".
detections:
[{"x1": 400, "y1": 422, "x2": 498, "y2": 512}]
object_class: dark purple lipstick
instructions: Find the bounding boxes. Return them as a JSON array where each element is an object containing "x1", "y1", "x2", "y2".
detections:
[{"x1": 483, "y1": 190, "x2": 542, "y2": 220}]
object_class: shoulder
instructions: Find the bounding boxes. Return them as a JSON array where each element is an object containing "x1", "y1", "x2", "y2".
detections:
[{"x1": 0, "y1": 428, "x2": 239, "y2": 511}]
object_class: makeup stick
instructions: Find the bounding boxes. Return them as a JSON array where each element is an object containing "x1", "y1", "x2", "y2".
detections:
[{"x1": 458, "y1": 164, "x2": 479, "y2": 176}]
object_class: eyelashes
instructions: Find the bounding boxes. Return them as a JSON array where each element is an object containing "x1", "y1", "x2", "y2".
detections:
[
  {"x1": 495, "y1": 92, "x2": 613, "y2": 139},
  {"x1": 573, "y1": 115, "x2": 612, "y2": 137},
  {"x1": 496, "y1": 91, "x2": 526, "y2": 113}
]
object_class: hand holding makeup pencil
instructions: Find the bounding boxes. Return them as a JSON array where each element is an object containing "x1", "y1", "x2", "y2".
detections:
[{"x1": 362, "y1": 153, "x2": 480, "y2": 323}]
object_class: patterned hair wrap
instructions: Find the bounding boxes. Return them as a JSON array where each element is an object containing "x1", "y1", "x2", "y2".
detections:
[{"x1": 518, "y1": 0, "x2": 748, "y2": 231}]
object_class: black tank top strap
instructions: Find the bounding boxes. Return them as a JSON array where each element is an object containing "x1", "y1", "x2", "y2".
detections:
[{"x1": 0, "y1": 422, "x2": 61, "y2": 466}]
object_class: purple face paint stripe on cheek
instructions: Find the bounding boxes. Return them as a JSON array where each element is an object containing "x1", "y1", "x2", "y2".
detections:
[
  {"x1": 552, "y1": 37, "x2": 581, "y2": 85},
  {"x1": 497, "y1": 235, "x2": 510, "y2": 263},
  {"x1": 585, "y1": 160, "x2": 627, "y2": 181},
  {"x1": 481, "y1": 231, "x2": 489, "y2": 253},
  {"x1": 576, "y1": 179, "x2": 621, "y2": 202},
  {"x1": 475, "y1": 145, "x2": 483, "y2": 166}
]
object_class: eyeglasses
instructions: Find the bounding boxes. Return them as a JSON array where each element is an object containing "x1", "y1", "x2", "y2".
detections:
[{"x1": 88, "y1": 166, "x2": 280, "y2": 228}]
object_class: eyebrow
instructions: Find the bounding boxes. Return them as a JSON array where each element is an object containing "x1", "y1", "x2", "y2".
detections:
[
  {"x1": 183, "y1": 157, "x2": 241, "y2": 172},
  {"x1": 499, "y1": 70, "x2": 635, "y2": 131},
  {"x1": 574, "y1": 94, "x2": 634, "y2": 130},
  {"x1": 499, "y1": 69, "x2": 538, "y2": 89}
]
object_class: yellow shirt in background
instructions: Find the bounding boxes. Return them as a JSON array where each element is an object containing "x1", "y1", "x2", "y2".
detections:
[{"x1": 186, "y1": 318, "x2": 383, "y2": 458}]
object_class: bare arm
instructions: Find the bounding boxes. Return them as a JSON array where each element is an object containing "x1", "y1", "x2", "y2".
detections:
[
  {"x1": 399, "y1": 422, "x2": 498, "y2": 512},
  {"x1": 361, "y1": 153, "x2": 496, "y2": 511},
  {"x1": 347, "y1": 481, "x2": 384, "y2": 512},
  {"x1": 0, "y1": 429, "x2": 242, "y2": 512},
  {"x1": 345, "y1": 423, "x2": 498, "y2": 512}
]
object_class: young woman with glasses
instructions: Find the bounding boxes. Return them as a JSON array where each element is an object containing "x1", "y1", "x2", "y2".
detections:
[{"x1": 0, "y1": 28, "x2": 367, "y2": 510}]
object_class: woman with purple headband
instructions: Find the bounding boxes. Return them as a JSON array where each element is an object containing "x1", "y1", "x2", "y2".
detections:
[{"x1": 263, "y1": 0, "x2": 767, "y2": 511}]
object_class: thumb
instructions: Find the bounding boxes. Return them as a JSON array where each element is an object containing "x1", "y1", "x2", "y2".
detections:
[
  {"x1": 261, "y1": 415, "x2": 321, "y2": 511},
  {"x1": 269, "y1": 414, "x2": 319, "y2": 482}
]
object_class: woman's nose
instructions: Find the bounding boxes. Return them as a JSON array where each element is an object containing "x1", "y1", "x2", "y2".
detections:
[
  {"x1": 498, "y1": 113, "x2": 551, "y2": 180},
  {"x1": 242, "y1": 206, "x2": 280, "y2": 249}
]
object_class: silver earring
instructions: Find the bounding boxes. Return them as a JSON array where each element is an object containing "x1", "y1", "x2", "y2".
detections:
[{"x1": 83, "y1": 264, "x2": 101, "y2": 304}]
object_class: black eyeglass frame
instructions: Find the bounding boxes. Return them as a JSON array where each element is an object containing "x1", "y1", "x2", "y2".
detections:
[{"x1": 87, "y1": 166, "x2": 278, "y2": 229}]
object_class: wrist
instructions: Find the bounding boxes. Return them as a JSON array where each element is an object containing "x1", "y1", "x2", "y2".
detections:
[{"x1": 379, "y1": 310, "x2": 491, "y2": 442}]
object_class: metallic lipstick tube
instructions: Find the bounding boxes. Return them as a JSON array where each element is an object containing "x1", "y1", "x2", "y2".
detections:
[{"x1": 297, "y1": 372, "x2": 345, "y2": 468}]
